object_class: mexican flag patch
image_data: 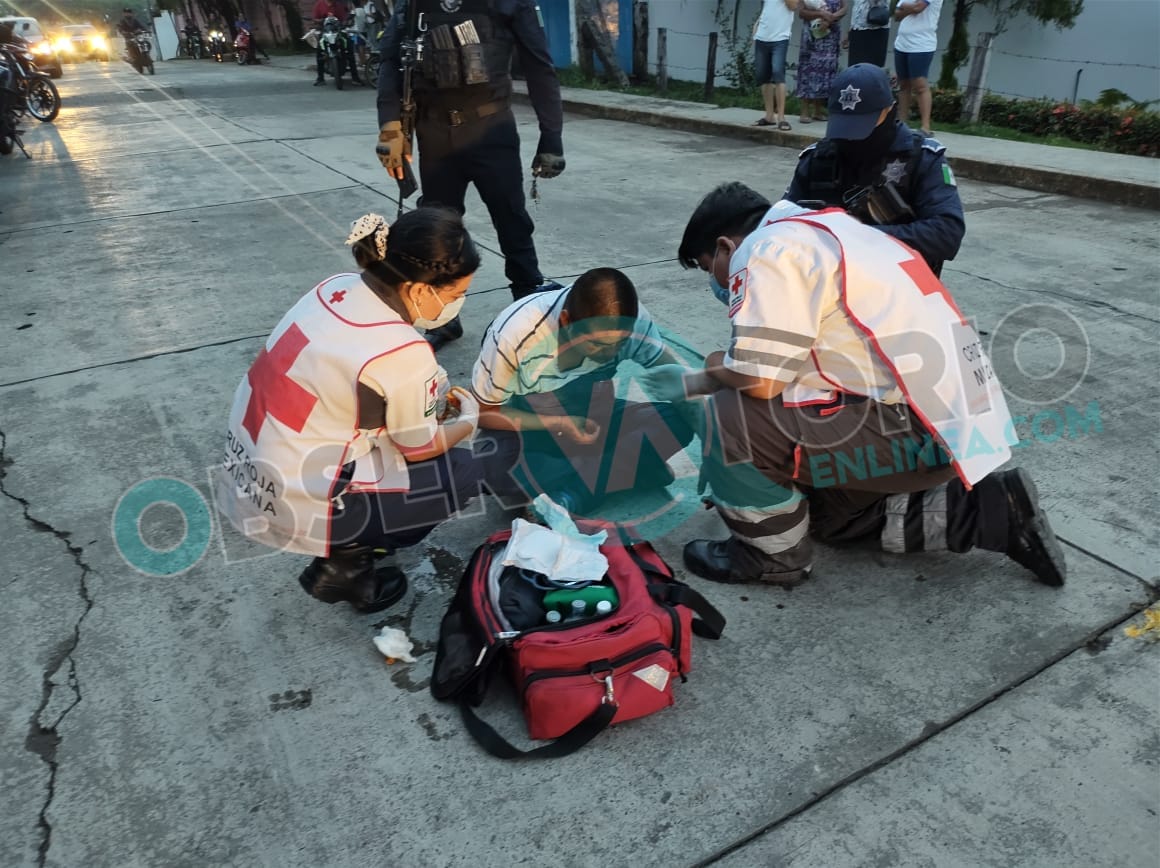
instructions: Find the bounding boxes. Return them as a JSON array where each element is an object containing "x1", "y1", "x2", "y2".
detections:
[{"x1": 942, "y1": 164, "x2": 957, "y2": 187}]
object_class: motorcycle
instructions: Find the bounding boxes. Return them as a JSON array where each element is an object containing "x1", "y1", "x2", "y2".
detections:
[
  {"x1": 125, "y1": 31, "x2": 154, "y2": 75},
  {"x1": 0, "y1": 42, "x2": 61, "y2": 123},
  {"x1": 207, "y1": 28, "x2": 228, "y2": 63},
  {"x1": 317, "y1": 15, "x2": 349, "y2": 89},
  {"x1": 0, "y1": 48, "x2": 29, "y2": 157},
  {"x1": 233, "y1": 25, "x2": 258, "y2": 65},
  {"x1": 183, "y1": 27, "x2": 203, "y2": 60}
]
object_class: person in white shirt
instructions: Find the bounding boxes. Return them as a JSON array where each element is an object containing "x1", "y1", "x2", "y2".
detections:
[
  {"x1": 471, "y1": 268, "x2": 694, "y2": 512},
  {"x1": 753, "y1": 0, "x2": 799, "y2": 129},
  {"x1": 893, "y1": 0, "x2": 944, "y2": 135},
  {"x1": 214, "y1": 209, "x2": 489, "y2": 615},
  {"x1": 647, "y1": 182, "x2": 1066, "y2": 590}
]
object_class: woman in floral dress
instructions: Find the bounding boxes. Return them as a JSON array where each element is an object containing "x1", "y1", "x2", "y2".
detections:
[{"x1": 795, "y1": 0, "x2": 847, "y2": 123}]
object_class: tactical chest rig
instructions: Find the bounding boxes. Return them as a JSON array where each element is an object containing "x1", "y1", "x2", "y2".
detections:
[
  {"x1": 806, "y1": 131, "x2": 926, "y2": 224},
  {"x1": 413, "y1": 0, "x2": 514, "y2": 119}
]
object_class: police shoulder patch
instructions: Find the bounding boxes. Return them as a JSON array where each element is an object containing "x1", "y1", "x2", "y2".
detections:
[
  {"x1": 797, "y1": 142, "x2": 819, "y2": 158},
  {"x1": 921, "y1": 137, "x2": 947, "y2": 154}
]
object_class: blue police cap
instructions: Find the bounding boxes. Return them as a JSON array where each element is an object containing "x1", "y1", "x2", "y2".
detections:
[{"x1": 826, "y1": 64, "x2": 895, "y2": 140}]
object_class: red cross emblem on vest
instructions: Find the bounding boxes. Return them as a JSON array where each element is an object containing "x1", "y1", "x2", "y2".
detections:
[
  {"x1": 329, "y1": 289, "x2": 346, "y2": 304},
  {"x1": 242, "y1": 324, "x2": 319, "y2": 442}
]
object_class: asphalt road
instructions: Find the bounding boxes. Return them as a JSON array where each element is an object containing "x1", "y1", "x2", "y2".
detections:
[{"x1": 1, "y1": 58, "x2": 1158, "y2": 868}]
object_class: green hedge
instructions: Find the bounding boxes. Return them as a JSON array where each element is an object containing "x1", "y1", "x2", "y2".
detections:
[{"x1": 931, "y1": 90, "x2": 1159, "y2": 158}]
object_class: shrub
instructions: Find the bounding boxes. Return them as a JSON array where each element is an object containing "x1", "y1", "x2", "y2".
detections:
[{"x1": 929, "y1": 89, "x2": 1159, "y2": 157}]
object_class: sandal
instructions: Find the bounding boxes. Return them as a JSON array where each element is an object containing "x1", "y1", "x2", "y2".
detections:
[
  {"x1": 799, "y1": 116, "x2": 812, "y2": 124},
  {"x1": 778, "y1": 120, "x2": 792, "y2": 130},
  {"x1": 754, "y1": 118, "x2": 775, "y2": 126}
]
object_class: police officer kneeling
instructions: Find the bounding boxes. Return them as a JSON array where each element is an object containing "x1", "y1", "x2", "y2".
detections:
[
  {"x1": 785, "y1": 63, "x2": 964, "y2": 276},
  {"x1": 660, "y1": 183, "x2": 1065, "y2": 588}
]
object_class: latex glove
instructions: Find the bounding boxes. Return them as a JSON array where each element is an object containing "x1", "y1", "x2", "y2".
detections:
[
  {"x1": 639, "y1": 364, "x2": 697, "y2": 403},
  {"x1": 375, "y1": 120, "x2": 411, "y2": 178},
  {"x1": 447, "y1": 387, "x2": 480, "y2": 436},
  {"x1": 531, "y1": 152, "x2": 565, "y2": 179}
]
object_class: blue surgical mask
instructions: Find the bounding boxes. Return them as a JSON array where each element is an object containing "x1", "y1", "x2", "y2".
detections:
[
  {"x1": 709, "y1": 274, "x2": 730, "y2": 305},
  {"x1": 708, "y1": 246, "x2": 729, "y2": 305}
]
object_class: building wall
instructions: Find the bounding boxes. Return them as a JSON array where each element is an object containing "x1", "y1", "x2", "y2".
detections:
[{"x1": 639, "y1": 0, "x2": 1159, "y2": 104}]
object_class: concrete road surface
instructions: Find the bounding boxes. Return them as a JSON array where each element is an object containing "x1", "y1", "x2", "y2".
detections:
[{"x1": 1, "y1": 59, "x2": 1157, "y2": 868}]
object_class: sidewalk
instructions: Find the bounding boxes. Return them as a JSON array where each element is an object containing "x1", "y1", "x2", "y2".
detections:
[{"x1": 515, "y1": 80, "x2": 1160, "y2": 209}]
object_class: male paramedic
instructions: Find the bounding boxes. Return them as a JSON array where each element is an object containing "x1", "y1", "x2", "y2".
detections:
[{"x1": 650, "y1": 182, "x2": 1065, "y2": 587}]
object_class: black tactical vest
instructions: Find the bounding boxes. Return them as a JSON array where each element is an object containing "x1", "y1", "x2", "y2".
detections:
[{"x1": 412, "y1": 0, "x2": 514, "y2": 106}]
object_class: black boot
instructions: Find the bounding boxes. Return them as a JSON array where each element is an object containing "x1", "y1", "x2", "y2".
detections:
[
  {"x1": 298, "y1": 544, "x2": 408, "y2": 613},
  {"x1": 511, "y1": 280, "x2": 565, "y2": 302},
  {"x1": 683, "y1": 538, "x2": 811, "y2": 586},
  {"x1": 424, "y1": 315, "x2": 464, "y2": 352},
  {"x1": 996, "y1": 468, "x2": 1067, "y2": 586}
]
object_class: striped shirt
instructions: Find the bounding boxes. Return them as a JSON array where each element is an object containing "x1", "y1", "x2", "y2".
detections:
[
  {"x1": 471, "y1": 286, "x2": 665, "y2": 405},
  {"x1": 726, "y1": 211, "x2": 901, "y2": 403}
]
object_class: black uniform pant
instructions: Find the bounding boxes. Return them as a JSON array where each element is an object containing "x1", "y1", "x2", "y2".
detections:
[
  {"x1": 329, "y1": 447, "x2": 489, "y2": 550},
  {"x1": 415, "y1": 108, "x2": 542, "y2": 294},
  {"x1": 700, "y1": 390, "x2": 1011, "y2": 576}
]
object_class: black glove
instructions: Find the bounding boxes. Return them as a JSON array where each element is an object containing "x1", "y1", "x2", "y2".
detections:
[
  {"x1": 532, "y1": 135, "x2": 565, "y2": 179},
  {"x1": 532, "y1": 152, "x2": 565, "y2": 179}
]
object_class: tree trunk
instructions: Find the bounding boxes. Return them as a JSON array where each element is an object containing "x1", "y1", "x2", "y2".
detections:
[
  {"x1": 574, "y1": 0, "x2": 630, "y2": 88},
  {"x1": 937, "y1": 0, "x2": 973, "y2": 90}
]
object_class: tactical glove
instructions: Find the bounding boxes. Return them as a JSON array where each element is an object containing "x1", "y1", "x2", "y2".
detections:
[
  {"x1": 532, "y1": 136, "x2": 565, "y2": 179},
  {"x1": 375, "y1": 121, "x2": 411, "y2": 178}
]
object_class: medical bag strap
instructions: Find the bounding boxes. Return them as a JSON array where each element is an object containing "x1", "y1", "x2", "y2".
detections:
[
  {"x1": 459, "y1": 697, "x2": 617, "y2": 759},
  {"x1": 621, "y1": 543, "x2": 728, "y2": 641}
]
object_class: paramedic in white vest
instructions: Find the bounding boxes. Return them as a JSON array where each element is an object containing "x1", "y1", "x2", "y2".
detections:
[
  {"x1": 649, "y1": 182, "x2": 1065, "y2": 587},
  {"x1": 214, "y1": 210, "x2": 489, "y2": 613}
]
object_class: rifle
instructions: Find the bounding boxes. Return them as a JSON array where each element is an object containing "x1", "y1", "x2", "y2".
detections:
[{"x1": 394, "y1": 0, "x2": 423, "y2": 216}]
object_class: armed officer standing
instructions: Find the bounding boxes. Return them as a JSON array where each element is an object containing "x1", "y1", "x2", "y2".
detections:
[
  {"x1": 784, "y1": 63, "x2": 964, "y2": 276},
  {"x1": 375, "y1": 0, "x2": 566, "y2": 351}
]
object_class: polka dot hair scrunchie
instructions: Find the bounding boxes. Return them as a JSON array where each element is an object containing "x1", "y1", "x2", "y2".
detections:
[{"x1": 345, "y1": 213, "x2": 389, "y2": 260}]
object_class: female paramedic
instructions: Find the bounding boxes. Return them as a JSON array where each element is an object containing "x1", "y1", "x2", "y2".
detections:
[{"x1": 214, "y1": 209, "x2": 488, "y2": 613}]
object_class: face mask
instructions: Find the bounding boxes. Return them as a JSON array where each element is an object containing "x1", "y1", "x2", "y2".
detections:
[
  {"x1": 707, "y1": 246, "x2": 730, "y2": 305},
  {"x1": 837, "y1": 105, "x2": 899, "y2": 165},
  {"x1": 410, "y1": 285, "x2": 464, "y2": 329}
]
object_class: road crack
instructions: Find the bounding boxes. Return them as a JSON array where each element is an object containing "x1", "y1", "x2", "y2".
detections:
[{"x1": 0, "y1": 429, "x2": 95, "y2": 867}]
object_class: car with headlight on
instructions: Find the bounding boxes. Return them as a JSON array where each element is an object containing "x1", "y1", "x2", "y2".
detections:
[
  {"x1": 54, "y1": 24, "x2": 111, "y2": 62},
  {"x1": 0, "y1": 16, "x2": 63, "y2": 78}
]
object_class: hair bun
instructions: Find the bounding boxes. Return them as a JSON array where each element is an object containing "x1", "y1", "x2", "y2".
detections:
[{"x1": 345, "y1": 213, "x2": 389, "y2": 261}]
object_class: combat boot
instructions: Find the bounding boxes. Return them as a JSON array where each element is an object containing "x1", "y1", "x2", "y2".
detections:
[
  {"x1": 996, "y1": 468, "x2": 1067, "y2": 586},
  {"x1": 298, "y1": 544, "x2": 408, "y2": 613},
  {"x1": 510, "y1": 280, "x2": 565, "y2": 302},
  {"x1": 423, "y1": 315, "x2": 464, "y2": 352},
  {"x1": 683, "y1": 538, "x2": 811, "y2": 587}
]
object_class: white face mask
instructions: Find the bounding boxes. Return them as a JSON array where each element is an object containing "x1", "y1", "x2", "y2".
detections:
[{"x1": 409, "y1": 285, "x2": 465, "y2": 329}]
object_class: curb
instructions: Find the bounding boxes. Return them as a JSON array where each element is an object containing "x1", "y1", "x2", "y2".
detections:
[{"x1": 513, "y1": 92, "x2": 1160, "y2": 211}]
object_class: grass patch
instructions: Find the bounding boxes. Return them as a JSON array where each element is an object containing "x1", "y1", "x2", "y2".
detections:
[{"x1": 556, "y1": 67, "x2": 1144, "y2": 155}]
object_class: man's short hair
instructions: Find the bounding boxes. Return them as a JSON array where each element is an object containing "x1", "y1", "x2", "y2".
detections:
[
  {"x1": 678, "y1": 182, "x2": 771, "y2": 269},
  {"x1": 564, "y1": 267, "x2": 639, "y2": 321}
]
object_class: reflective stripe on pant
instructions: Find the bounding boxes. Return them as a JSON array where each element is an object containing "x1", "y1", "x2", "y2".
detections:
[
  {"x1": 715, "y1": 496, "x2": 814, "y2": 575},
  {"x1": 700, "y1": 389, "x2": 959, "y2": 572},
  {"x1": 882, "y1": 484, "x2": 949, "y2": 553}
]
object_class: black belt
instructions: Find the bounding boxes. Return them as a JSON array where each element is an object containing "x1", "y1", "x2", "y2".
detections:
[{"x1": 418, "y1": 100, "x2": 507, "y2": 127}]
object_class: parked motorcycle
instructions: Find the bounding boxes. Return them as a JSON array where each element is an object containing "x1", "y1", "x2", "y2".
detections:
[
  {"x1": 207, "y1": 28, "x2": 228, "y2": 63},
  {"x1": 125, "y1": 31, "x2": 155, "y2": 74},
  {"x1": 319, "y1": 16, "x2": 350, "y2": 89},
  {"x1": 183, "y1": 26, "x2": 203, "y2": 60},
  {"x1": 0, "y1": 48, "x2": 29, "y2": 157},
  {"x1": 0, "y1": 43, "x2": 61, "y2": 123}
]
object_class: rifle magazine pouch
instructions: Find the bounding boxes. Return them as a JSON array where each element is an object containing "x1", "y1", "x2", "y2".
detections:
[
  {"x1": 459, "y1": 43, "x2": 488, "y2": 85},
  {"x1": 429, "y1": 47, "x2": 461, "y2": 88}
]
